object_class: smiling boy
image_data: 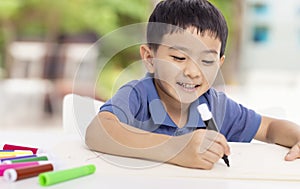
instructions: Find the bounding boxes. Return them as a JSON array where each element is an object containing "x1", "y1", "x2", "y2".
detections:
[{"x1": 85, "y1": 0, "x2": 300, "y2": 169}]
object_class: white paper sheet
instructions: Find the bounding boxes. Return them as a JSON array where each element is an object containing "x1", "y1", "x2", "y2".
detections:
[{"x1": 85, "y1": 142, "x2": 300, "y2": 181}]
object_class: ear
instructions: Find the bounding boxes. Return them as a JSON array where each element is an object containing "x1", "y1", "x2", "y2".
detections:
[
  {"x1": 140, "y1": 44, "x2": 155, "y2": 73},
  {"x1": 219, "y1": 55, "x2": 225, "y2": 67}
]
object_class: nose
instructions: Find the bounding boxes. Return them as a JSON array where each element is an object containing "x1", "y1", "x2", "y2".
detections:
[{"x1": 183, "y1": 61, "x2": 201, "y2": 78}]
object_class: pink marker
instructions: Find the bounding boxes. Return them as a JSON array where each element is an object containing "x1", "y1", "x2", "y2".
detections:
[
  {"x1": 0, "y1": 161, "x2": 47, "y2": 176},
  {"x1": 2, "y1": 144, "x2": 44, "y2": 154}
]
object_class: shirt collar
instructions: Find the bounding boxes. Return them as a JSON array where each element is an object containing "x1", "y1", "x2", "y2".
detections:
[{"x1": 143, "y1": 73, "x2": 206, "y2": 128}]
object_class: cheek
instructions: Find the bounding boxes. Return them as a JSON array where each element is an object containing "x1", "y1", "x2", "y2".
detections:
[
  {"x1": 199, "y1": 65, "x2": 220, "y2": 86},
  {"x1": 153, "y1": 59, "x2": 180, "y2": 79}
]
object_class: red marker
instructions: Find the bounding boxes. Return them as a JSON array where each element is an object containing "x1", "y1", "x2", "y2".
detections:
[{"x1": 2, "y1": 144, "x2": 44, "y2": 154}]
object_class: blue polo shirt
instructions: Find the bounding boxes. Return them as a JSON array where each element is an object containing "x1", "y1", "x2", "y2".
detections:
[{"x1": 100, "y1": 74, "x2": 261, "y2": 142}]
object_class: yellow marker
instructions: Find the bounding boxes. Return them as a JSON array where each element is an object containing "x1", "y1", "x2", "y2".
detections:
[{"x1": 0, "y1": 150, "x2": 33, "y2": 158}]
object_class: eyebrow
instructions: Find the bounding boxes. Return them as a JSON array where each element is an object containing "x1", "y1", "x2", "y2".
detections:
[
  {"x1": 168, "y1": 46, "x2": 218, "y2": 55},
  {"x1": 168, "y1": 46, "x2": 191, "y2": 53},
  {"x1": 202, "y1": 49, "x2": 218, "y2": 55}
]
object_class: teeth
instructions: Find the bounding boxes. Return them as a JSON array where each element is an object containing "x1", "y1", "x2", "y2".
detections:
[
  {"x1": 178, "y1": 82, "x2": 197, "y2": 89},
  {"x1": 183, "y1": 84, "x2": 195, "y2": 88}
]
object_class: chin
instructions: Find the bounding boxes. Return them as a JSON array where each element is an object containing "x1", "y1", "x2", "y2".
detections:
[
  {"x1": 176, "y1": 90, "x2": 204, "y2": 103},
  {"x1": 177, "y1": 96, "x2": 198, "y2": 104}
]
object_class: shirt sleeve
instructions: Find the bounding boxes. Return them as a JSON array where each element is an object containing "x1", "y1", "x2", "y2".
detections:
[
  {"x1": 99, "y1": 80, "x2": 141, "y2": 124},
  {"x1": 207, "y1": 89, "x2": 262, "y2": 142}
]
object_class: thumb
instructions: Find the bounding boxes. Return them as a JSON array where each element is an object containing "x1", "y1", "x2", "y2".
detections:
[{"x1": 285, "y1": 144, "x2": 300, "y2": 161}]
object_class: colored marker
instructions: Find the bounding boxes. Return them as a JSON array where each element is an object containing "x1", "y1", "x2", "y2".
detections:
[
  {"x1": 197, "y1": 103, "x2": 230, "y2": 167},
  {"x1": 0, "y1": 155, "x2": 31, "y2": 160},
  {"x1": 0, "y1": 150, "x2": 33, "y2": 155},
  {"x1": 38, "y1": 164, "x2": 96, "y2": 186},
  {"x1": 0, "y1": 155, "x2": 15, "y2": 160},
  {"x1": 0, "y1": 155, "x2": 37, "y2": 163},
  {"x1": 2, "y1": 156, "x2": 48, "y2": 164},
  {"x1": 0, "y1": 161, "x2": 49, "y2": 176},
  {"x1": 3, "y1": 163, "x2": 54, "y2": 182},
  {"x1": 0, "y1": 151, "x2": 34, "y2": 158},
  {"x1": 2, "y1": 144, "x2": 44, "y2": 154}
]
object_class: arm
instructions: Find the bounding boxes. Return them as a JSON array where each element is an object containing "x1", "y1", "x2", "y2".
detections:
[
  {"x1": 85, "y1": 111, "x2": 230, "y2": 169},
  {"x1": 254, "y1": 116, "x2": 300, "y2": 161}
]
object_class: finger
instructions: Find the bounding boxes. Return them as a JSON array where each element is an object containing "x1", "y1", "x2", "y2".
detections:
[
  {"x1": 285, "y1": 144, "x2": 300, "y2": 161},
  {"x1": 205, "y1": 131, "x2": 230, "y2": 155},
  {"x1": 199, "y1": 138, "x2": 224, "y2": 156},
  {"x1": 207, "y1": 142, "x2": 224, "y2": 158},
  {"x1": 200, "y1": 147, "x2": 222, "y2": 164}
]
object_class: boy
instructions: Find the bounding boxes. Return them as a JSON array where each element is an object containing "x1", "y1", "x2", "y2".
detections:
[{"x1": 85, "y1": 0, "x2": 300, "y2": 169}]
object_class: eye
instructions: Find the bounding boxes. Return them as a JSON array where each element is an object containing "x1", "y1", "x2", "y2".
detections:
[
  {"x1": 171, "y1": 55, "x2": 186, "y2": 61},
  {"x1": 202, "y1": 60, "x2": 215, "y2": 65}
]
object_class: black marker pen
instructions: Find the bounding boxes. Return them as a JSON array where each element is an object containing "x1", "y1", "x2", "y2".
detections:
[{"x1": 197, "y1": 103, "x2": 230, "y2": 167}]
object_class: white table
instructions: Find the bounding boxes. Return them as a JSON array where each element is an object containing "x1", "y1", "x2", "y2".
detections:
[{"x1": 1, "y1": 130, "x2": 300, "y2": 189}]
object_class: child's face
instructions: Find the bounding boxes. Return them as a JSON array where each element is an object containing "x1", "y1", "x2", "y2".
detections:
[{"x1": 141, "y1": 28, "x2": 225, "y2": 104}]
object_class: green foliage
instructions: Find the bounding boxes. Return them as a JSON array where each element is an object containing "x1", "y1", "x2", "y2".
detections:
[
  {"x1": 12, "y1": 0, "x2": 151, "y2": 36},
  {"x1": 0, "y1": 0, "x2": 21, "y2": 20},
  {"x1": 0, "y1": 0, "x2": 152, "y2": 72},
  {"x1": 209, "y1": 0, "x2": 236, "y2": 48}
]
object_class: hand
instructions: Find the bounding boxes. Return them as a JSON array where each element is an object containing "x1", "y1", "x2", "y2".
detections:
[
  {"x1": 285, "y1": 142, "x2": 300, "y2": 161},
  {"x1": 168, "y1": 129, "x2": 230, "y2": 169}
]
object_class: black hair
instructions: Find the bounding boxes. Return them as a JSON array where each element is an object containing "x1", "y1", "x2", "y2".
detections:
[{"x1": 147, "y1": 0, "x2": 228, "y2": 57}]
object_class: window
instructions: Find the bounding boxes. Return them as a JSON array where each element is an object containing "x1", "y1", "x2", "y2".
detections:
[
  {"x1": 252, "y1": 2, "x2": 269, "y2": 15},
  {"x1": 252, "y1": 25, "x2": 270, "y2": 43}
]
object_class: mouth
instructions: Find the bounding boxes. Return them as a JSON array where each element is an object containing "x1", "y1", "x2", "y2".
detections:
[{"x1": 176, "y1": 82, "x2": 200, "y2": 91}]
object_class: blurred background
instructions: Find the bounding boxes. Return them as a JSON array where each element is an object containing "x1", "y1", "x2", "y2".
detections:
[{"x1": 0, "y1": 0, "x2": 300, "y2": 131}]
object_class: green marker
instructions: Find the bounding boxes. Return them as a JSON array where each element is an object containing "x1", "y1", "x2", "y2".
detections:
[
  {"x1": 3, "y1": 156, "x2": 48, "y2": 164},
  {"x1": 38, "y1": 164, "x2": 96, "y2": 186}
]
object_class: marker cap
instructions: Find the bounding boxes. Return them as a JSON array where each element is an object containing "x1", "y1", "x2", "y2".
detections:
[
  {"x1": 197, "y1": 104, "x2": 212, "y2": 121},
  {"x1": 3, "y1": 169, "x2": 17, "y2": 182}
]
